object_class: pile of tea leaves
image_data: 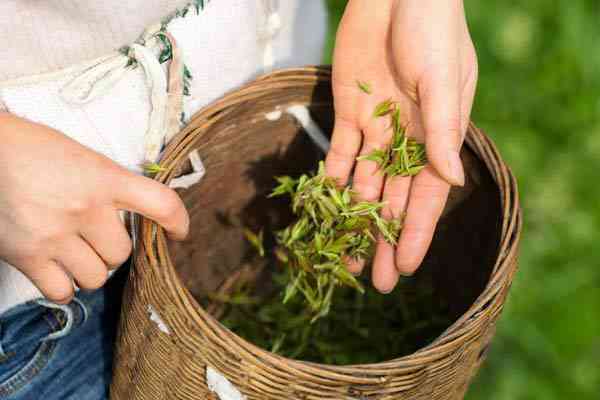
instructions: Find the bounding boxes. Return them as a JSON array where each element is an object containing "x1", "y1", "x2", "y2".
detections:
[
  {"x1": 207, "y1": 95, "x2": 450, "y2": 363},
  {"x1": 218, "y1": 270, "x2": 451, "y2": 364}
]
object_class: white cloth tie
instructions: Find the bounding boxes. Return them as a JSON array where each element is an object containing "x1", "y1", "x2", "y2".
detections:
[
  {"x1": 130, "y1": 43, "x2": 170, "y2": 163},
  {"x1": 60, "y1": 31, "x2": 180, "y2": 164}
]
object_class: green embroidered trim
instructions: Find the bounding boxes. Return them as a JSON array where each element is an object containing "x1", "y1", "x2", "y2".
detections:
[
  {"x1": 119, "y1": 0, "x2": 212, "y2": 96},
  {"x1": 162, "y1": 0, "x2": 210, "y2": 26},
  {"x1": 183, "y1": 65, "x2": 193, "y2": 97}
]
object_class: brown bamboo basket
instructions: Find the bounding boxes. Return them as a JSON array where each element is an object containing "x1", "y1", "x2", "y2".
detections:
[{"x1": 111, "y1": 66, "x2": 522, "y2": 400}]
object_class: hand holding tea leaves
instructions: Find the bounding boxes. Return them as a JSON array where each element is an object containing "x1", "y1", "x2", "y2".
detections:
[
  {"x1": 226, "y1": 106, "x2": 433, "y2": 354},
  {"x1": 327, "y1": 0, "x2": 478, "y2": 291},
  {"x1": 265, "y1": 104, "x2": 425, "y2": 321}
]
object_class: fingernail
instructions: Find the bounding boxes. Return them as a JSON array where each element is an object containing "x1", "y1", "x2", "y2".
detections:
[
  {"x1": 447, "y1": 150, "x2": 465, "y2": 186},
  {"x1": 396, "y1": 265, "x2": 415, "y2": 277},
  {"x1": 379, "y1": 287, "x2": 394, "y2": 294}
]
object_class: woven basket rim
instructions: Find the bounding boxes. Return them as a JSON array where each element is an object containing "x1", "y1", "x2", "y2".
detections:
[{"x1": 135, "y1": 66, "x2": 522, "y2": 373}]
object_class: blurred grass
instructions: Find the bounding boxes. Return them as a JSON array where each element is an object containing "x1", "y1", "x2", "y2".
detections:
[{"x1": 324, "y1": 1, "x2": 600, "y2": 399}]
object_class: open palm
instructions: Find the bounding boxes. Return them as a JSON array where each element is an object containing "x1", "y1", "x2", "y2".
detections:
[{"x1": 325, "y1": 0, "x2": 478, "y2": 293}]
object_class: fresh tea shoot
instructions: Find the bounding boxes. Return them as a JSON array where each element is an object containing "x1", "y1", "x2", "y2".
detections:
[
  {"x1": 373, "y1": 98, "x2": 395, "y2": 117},
  {"x1": 358, "y1": 101, "x2": 427, "y2": 177},
  {"x1": 243, "y1": 228, "x2": 265, "y2": 257},
  {"x1": 142, "y1": 162, "x2": 167, "y2": 175},
  {"x1": 357, "y1": 80, "x2": 372, "y2": 94}
]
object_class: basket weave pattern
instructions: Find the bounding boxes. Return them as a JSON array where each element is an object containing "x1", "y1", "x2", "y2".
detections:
[{"x1": 111, "y1": 67, "x2": 521, "y2": 400}]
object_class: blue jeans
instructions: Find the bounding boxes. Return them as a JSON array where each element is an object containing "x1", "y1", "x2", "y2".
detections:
[{"x1": 0, "y1": 262, "x2": 128, "y2": 400}]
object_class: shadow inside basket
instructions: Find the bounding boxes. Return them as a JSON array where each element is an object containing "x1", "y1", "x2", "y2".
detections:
[{"x1": 166, "y1": 93, "x2": 501, "y2": 365}]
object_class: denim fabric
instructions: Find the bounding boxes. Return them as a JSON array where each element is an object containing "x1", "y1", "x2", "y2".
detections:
[{"x1": 0, "y1": 262, "x2": 128, "y2": 400}]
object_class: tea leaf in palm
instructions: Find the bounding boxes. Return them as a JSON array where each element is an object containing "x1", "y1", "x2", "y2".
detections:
[
  {"x1": 357, "y1": 80, "x2": 372, "y2": 94},
  {"x1": 373, "y1": 98, "x2": 395, "y2": 117}
]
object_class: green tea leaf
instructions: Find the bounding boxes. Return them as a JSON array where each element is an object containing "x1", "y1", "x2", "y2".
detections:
[
  {"x1": 283, "y1": 271, "x2": 302, "y2": 304},
  {"x1": 269, "y1": 176, "x2": 297, "y2": 197},
  {"x1": 356, "y1": 148, "x2": 386, "y2": 165},
  {"x1": 271, "y1": 333, "x2": 287, "y2": 354},
  {"x1": 142, "y1": 162, "x2": 166, "y2": 175},
  {"x1": 373, "y1": 98, "x2": 394, "y2": 117},
  {"x1": 243, "y1": 229, "x2": 265, "y2": 257},
  {"x1": 357, "y1": 80, "x2": 372, "y2": 94}
]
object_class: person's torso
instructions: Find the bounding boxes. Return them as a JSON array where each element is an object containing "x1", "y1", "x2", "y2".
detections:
[{"x1": 0, "y1": 0, "x2": 328, "y2": 315}]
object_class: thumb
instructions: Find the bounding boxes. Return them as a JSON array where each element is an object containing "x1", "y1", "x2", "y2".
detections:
[
  {"x1": 113, "y1": 170, "x2": 190, "y2": 241},
  {"x1": 418, "y1": 67, "x2": 465, "y2": 187}
]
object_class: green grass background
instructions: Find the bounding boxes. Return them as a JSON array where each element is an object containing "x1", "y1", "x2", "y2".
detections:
[{"x1": 324, "y1": 1, "x2": 600, "y2": 399}]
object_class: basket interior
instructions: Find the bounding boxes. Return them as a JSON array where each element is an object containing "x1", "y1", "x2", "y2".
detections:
[{"x1": 166, "y1": 85, "x2": 502, "y2": 358}]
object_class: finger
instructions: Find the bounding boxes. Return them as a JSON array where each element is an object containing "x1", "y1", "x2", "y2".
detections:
[
  {"x1": 325, "y1": 116, "x2": 362, "y2": 185},
  {"x1": 352, "y1": 112, "x2": 392, "y2": 201},
  {"x1": 418, "y1": 53, "x2": 464, "y2": 187},
  {"x1": 80, "y1": 207, "x2": 132, "y2": 269},
  {"x1": 113, "y1": 172, "x2": 189, "y2": 241},
  {"x1": 460, "y1": 69, "x2": 478, "y2": 142},
  {"x1": 21, "y1": 259, "x2": 74, "y2": 304},
  {"x1": 382, "y1": 174, "x2": 412, "y2": 223},
  {"x1": 347, "y1": 106, "x2": 391, "y2": 271},
  {"x1": 328, "y1": 21, "x2": 363, "y2": 186},
  {"x1": 372, "y1": 239, "x2": 400, "y2": 294},
  {"x1": 459, "y1": 0, "x2": 479, "y2": 140},
  {"x1": 371, "y1": 174, "x2": 411, "y2": 291},
  {"x1": 55, "y1": 237, "x2": 108, "y2": 290},
  {"x1": 395, "y1": 166, "x2": 450, "y2": 275}
]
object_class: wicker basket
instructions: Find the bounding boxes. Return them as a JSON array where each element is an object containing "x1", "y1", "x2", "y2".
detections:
[{"x1": 110, "y1": 66, "x2": 522, "y2": 400}]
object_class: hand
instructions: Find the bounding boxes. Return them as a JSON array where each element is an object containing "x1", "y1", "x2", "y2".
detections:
[
  {"x1": 0, "y1": 113, "x2": 189, "y2": 303},
  {"x1": 326, "y1": 0, "x2": 478, "y2": 292}
]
